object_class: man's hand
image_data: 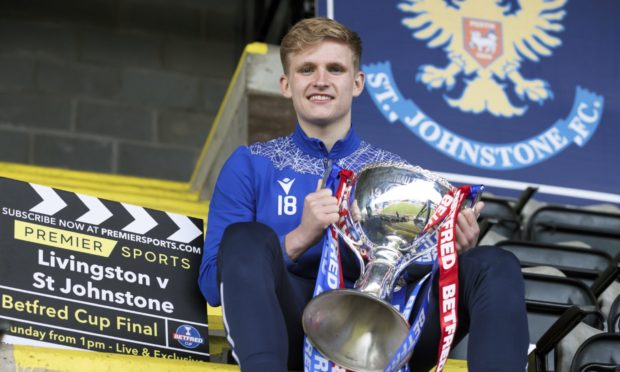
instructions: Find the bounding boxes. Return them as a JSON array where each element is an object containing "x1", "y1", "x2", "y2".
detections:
[
  {"x1": 285, "y1": 179, "x2": 340, "y2": 261},
  {"x1": 455, "y1": 201, "x2": 485, "y2": 254}
]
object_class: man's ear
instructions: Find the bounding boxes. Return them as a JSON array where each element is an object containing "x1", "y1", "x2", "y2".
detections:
[
  {"x1": 352, "y1": 70, "x2": 365, "y2": 97},
  {"x1": 279, "y1": 74, "x2": 292, "y2": 98}
]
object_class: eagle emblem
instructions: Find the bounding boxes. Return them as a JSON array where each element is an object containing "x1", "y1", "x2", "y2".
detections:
[{"x1": 399, "y1": 0, "x2": 568, "y2": 117}]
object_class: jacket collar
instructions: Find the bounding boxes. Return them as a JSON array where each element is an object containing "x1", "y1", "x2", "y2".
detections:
[{"x1": 291, "y1": 123, "x2": 361, "y2": 160}]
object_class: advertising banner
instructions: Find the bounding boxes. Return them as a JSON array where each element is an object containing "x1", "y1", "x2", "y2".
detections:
[
  {"x1": 0, "y1": 177, "x2": 209, "y2": 361},
  {"x1": 317, "y1": 0, "x2": 619, "y2": 206}
]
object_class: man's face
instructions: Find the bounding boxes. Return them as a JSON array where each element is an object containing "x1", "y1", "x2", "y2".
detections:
[{"x1": 280, "y1": 40, "x2": 365, "y2": 130}]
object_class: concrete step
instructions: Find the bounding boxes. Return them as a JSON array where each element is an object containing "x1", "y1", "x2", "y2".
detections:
[
  {"x1": 0, "y1": 343, "x2": 238, "y2": 371},
  {"x1": 0, "y1": 342, "x2": 469, "y2": 371}
]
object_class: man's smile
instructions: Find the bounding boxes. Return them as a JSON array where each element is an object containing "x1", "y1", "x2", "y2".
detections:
[{"x1": 308, "y1": 94, "x2": 334, "y2": 102}]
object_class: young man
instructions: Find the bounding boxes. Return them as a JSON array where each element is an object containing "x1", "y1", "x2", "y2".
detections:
[{"x1": 199, "y1": 17, "x2": 528, "y2": 372}]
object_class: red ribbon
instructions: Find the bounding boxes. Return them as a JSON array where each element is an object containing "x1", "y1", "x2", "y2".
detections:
[{"x1": 425, "y1": 186, "x2": 470, "y2": 372}]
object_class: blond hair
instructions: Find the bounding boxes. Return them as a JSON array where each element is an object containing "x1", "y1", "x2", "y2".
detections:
[{"x1": 280, "y1": 17, "x2": 362, "y2": 74}]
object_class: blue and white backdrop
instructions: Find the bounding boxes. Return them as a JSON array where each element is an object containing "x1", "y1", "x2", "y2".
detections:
[{"x1": 316, "y1": 0, "x2": 619, "y2": 206}]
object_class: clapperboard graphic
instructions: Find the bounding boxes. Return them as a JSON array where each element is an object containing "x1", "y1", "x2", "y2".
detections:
[{"x1": 0, "y1": 177, "x2": 209, "y2": 361}]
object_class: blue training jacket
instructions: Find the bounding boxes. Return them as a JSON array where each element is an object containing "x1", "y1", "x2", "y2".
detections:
[{"x1": 198, "y1": 124, "x2": 405, "y2": 307}]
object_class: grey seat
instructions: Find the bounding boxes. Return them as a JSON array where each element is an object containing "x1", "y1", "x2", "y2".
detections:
[
  {"x1": 609, "y1": 294, "x2": 620, "y2": 333},
  {"x1": 498, "y1": 240, "x2": 614, "y2": 285},
  {"x1": 451, "y1": 273, "x2": 605, "y2": 365},
  {"x1": 569, "y1": 332, "x2": 620, "y2": 372},
  {"x1": 479, "y1": 186, "x2": 537, "y2": 240},
  {"x1": 523, "y1": 273, "x2": 598, "y2": 306},
  {"x1": 479, "y1": 195, "x2": 522, "y2": 239},
  {"x1": 528, "y1": 305, "x2": 606, "y2": 372},
  {"x1": 526, "y1": 206, "x2": 620, "y2": 260}
]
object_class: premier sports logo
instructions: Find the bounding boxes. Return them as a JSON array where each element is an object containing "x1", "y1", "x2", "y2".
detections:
[{"x1": 363, "y1": 0, "x2": 604, "y2": 170}]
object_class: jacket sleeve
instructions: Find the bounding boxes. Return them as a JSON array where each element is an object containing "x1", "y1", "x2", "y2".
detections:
[{"x1": 198, "y1": 147, "x2": 255, "y2": 306}]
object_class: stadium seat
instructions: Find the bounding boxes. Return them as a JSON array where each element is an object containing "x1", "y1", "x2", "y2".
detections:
[
  {"x1": 569, "y1": 332, "x2": 620, "y2": 371},
  {"x1": 523, "y1": 273, "x2": 599, "y2": 306},
  {"x1": 498, "y1": 240, "x2": 613, "y2": 285},
  {"x1": 479, "y1": 196, "x2": 522, "y2": 239},
  {"x1": 452, "y1": 273, "x2": 606, "y2": 365},
  {"x1": 526, "y1": 205, "x2": 620, "y2": 260},
  {"x1": 609, "y1": 294, "x2": 620, "y2": 333},
  {"x1": 524, "y1": 273, "x2": 606, "y2": 371},
  {"x1": 527, "y1": 305, "x2": 605, "y2": 372},
  {"x1": 589, "y1": 261, "x2": 620, "y2": 299},
  {"x1": 478, "y1": 186, "x2": 538, "y2": 240}
]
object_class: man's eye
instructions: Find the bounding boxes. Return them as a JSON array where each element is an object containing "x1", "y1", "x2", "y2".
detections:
[
  {"x1": 328, "y1": 66, "x2": 344, "y2": 73},
  {"x1": 300, "y1": 66, "x2": 314, "y2": 74}
]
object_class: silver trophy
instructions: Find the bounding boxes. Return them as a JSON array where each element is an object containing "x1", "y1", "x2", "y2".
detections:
[{"x1": 302, "y1": 163, "x2": 478, "y2": 371}]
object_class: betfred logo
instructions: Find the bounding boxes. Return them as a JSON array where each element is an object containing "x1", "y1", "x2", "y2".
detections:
[
  {"x1": 173, "y1": 325, "x2": 204, "y2": 349},
  {"x1": 463, "y1": 18, "x2": 502, "y2": 67}
]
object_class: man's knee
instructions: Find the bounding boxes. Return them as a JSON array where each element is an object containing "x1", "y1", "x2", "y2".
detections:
[
  {"x1": 218, "y1": 222, "x2": 282, "y2": 283},
  {"x1": 220, "y1": 222, "x2": 280, "y2": 259},
  {"x1": 463, "y1": 245, "x2": 521, "y2": 274},
  {"x1": 458, "y1": 246, "x2": 525, "y2": 296},
  {"x1": 459, "y1": 246, "x2": 526, "y2": 315}
]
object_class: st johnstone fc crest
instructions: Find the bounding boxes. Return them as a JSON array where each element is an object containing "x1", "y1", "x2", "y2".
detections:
[{"x1": 363, "y1": 0, "x2": 604, "y2": 171}]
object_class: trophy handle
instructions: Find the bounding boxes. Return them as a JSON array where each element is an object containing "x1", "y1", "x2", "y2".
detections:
[
  {"x1": 391, "y1": 184, "x2": 485, "y2": 287},
  {"x1": 331, "y1": 177, "x2": 368, "y2": 277},
  {"x1": 332, "y1": 215, "x2": 368, "y2": 278}
]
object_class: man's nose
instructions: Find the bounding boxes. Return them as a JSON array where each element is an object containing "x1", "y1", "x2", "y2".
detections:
[{"x1": 313, "y1": 68, "x2": 329, "y2": 87}]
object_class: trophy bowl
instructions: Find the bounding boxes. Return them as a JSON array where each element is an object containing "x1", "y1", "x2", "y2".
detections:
[{"x1": 302, "y1": 163, "x2": 456, "y2": 371}]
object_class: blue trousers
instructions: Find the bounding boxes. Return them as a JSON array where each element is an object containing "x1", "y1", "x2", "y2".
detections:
[{"x1": 217, "y1": 222, "x2": 528, "y2": 372}]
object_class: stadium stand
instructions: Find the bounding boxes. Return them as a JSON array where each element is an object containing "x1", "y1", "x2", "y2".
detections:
[
  {"x1": 510, "y1": 200, "x2": 620, "y2": 371},
  {"x1": 472, "y1": 198, "x2": 620, "y2": 369},
  {"x1": 450, "y1": 271, "x2": 610, "y2": 367}
]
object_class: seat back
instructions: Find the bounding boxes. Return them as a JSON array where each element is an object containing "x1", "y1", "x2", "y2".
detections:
[
  {"x1": 609, "y1": 294, "x2": 620, "y2": 333},
  {"x1": 523, "y1": 273, "x2": 598, "y2": 306},
  {"x1": 453, "y1": 273, "x2": 606, "y2": 366},
  {"x1": 524, "y1": 272, "x2": 605, "y2": 371},
  {"x1": 526, "y1": 206, "x2": 620, "y2": 259},
  {"x1": 478, "y1": 187, "x2": 537, "y2": 241},
  {"x1": 480, "y1": 195, "x2": 522, "y2": 239},
  {"x1": 499, "y1": 240, "x2": 613, "y2": 284},
  {"x1": 527, "y1": 305, "x2": 606, "y2": 372},
  {"x1": 570, "y1": 333, "x2": 620, "y2": 372}
]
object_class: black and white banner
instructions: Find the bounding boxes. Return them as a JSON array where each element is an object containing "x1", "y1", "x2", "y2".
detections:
[{"x1": 0, "y1": 177, "x2": 209, "y2": 361}]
